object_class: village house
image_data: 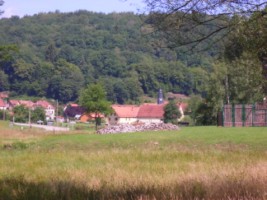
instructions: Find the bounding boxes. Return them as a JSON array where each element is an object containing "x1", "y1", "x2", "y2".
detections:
[
  {"x1": 35, "y1": 100, "x2": 55, "y2": 120},
  {"x1": 64, "y1": 103, "x2": 107, "y2": 123},
  {"x1": 109, "y1": 102, "x2": 187, "y2": 125},
  {"x1": 63, "y1": 103, "x2": 85, "y2": 121},
  {"x1": 17, "y1": 100, "x2": 35, "y2": 109},
  {"x1": 8, "y1": 100, "x2": 20, "y2": 108},
  {"x1": 80, "y1": 113, "x2": 105, "y2": 123},
  {"x1": 109, "y1": 103, "x2": 165, "y2": 125},
  {"x1": 63, "y1": 90, "x2": 188, "y2": 125},
  {"x1": 7, "y1": 99, "x2": 56, "y2": 121},
  {"x1": 137, "y1": 103, "x2": 165, "y2": 124},
  {"x1": 8, "y1": 99, "x2": 35, "y2": 110},
  {"x1": 109, "y1": 105, "x2": 140, "y2": 125},
  {"x1": 0, "y1": 98, "x2": 8, "y2": 110}
]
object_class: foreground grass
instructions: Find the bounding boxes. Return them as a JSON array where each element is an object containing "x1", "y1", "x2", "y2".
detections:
[{"x1": 0, "y1": 123, "x2": 266, "y2": 199}]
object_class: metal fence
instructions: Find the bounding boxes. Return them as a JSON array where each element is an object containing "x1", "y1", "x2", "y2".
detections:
[{"x1": 222, "y1": 104, "x2": 267, "y2": 127}]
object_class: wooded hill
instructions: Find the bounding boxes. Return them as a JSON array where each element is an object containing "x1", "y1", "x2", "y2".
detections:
[{"x1": 0, "y1": 11, "x2": 224, "y2": 103}]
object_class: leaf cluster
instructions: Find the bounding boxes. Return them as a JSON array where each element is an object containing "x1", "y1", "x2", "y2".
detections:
[{"x1": 0, "y1": 11, "x2": 222, "y2": 102}]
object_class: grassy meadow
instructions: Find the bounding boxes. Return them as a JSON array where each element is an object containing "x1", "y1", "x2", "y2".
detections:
[{"x1": 0, "y1": 121, "x2": 267, "y2": 199}]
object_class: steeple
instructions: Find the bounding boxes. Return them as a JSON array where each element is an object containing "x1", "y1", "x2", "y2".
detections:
[{"x1": 157, "y1": 89, "x2": 164, "y2": 104}]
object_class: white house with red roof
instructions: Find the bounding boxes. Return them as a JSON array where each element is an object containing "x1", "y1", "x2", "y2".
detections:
[
  {"x1": 109, "y1": 102, "x2": 188, "y2": 125},
  {"x1": 9, "y1": 100, "x2": 35, "y2": 109},
  {"x1": 109, "y1": 105, "x2": 140, "y2": 125},
  {"x1": 109, "y1": 103, "x2": 166, "y2": 125},
  {"x1": 35, "y1": 100, "x2": 55, "y2": 120},
  {"x1": 8, "y1": 99, "x2": 56, "y2": 120},
  {"x1": 137, "y1": 103, "x2": 165, "y2": 123},
  {"x1": 0, "y1": 98, "x2": 8, "y2": 110}
]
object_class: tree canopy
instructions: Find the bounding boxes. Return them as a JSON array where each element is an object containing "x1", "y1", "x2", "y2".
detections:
[
  {"x1": 143, "y1": 0, "x2": 267, "y2": 50},
  {"x1": 0, "y1": 9, "x2": 266, "y2": 126},
  {"x1": 0, "y1": 11, "x2": 222, "y2": 102},
  {"x1": 163, "y1": 100, "x2": 181, "y2": 124},
  {"x1": 79, "y1": 84, "x2": 111, "y2": 129}
]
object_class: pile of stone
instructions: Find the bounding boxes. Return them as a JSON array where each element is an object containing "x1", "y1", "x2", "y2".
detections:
[{"x1": 97, "y1": 122, "x2": 180, "y2": 134}]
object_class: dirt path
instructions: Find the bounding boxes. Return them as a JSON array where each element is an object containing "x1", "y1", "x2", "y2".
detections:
[{"x1": 14, "y1": 123, "x2": 70, "y2": 132}]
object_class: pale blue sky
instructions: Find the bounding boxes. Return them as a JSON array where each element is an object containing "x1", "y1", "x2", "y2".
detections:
[{"x1": 2, "y1": 0, "x2": 145, "y2": 18}]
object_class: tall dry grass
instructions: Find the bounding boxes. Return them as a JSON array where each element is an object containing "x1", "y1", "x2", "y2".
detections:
[
  {"x1": 0, "y1": 148, "x2": 266, "y2": 199},
  {"x1": 1, "y1": 125, "x2": 267, "y2": 199}
]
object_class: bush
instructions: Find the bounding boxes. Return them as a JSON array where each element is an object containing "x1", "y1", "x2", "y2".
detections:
[
  {"x1": 0, "y1": 110, "x2": 10, "y2": 121},
  {"x1": 179, "y1": 115, "x2": 194, "y2": 126}
]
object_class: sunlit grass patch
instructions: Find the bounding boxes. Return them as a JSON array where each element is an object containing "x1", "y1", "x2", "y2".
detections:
[{"x1": 0, "y1": 125, "x2": 266, "y2": 199}]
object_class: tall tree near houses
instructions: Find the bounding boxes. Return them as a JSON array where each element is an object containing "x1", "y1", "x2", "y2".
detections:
[
  {"x1": 163, "y1": 100, "x2": 181, "y2": 124},
  {"x1": 31, "y1": 107, "x2": 46, "y2": 123},
  {"x1": 79, "y1": 84, "x2": 112, "y2": 130}
]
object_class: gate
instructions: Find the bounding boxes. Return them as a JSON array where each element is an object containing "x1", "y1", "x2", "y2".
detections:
[{"x1": 222, "y1": 103, "x2": 267, "y2": 127}]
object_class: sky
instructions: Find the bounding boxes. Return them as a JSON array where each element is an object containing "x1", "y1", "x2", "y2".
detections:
[{"x1": 1, "y1": 0, "x2": 146, "y2": 18}]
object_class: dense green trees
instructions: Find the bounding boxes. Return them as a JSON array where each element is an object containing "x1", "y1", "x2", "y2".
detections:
[
  {"x1": 0, "y1": 10, "x2": 266, "y2": 126},
  {"x1": 163, "y1": 100, "x2": 181, "y2": 124},
  {"x1": 0, "y1": 44, "x2": 18, "y2": 92},
  {"x1": 139, "y1": 0, "x2": 267, "y2": 125},
  {"x1": 31, "y1": 107, "x2": 46, "y2": 123},
  {"x1": 12, "y1": 105, "x2": 46, "y2": 123},
  {"x1": 142, "y1": 0, "x2": 267, "y2": 50},
  {"x1": 0, "y1": 11, "x2": 220, "y2": 103},
  {"x1": 13, "y1": 105, "x2": 29, "y2": 123},
  {"x1": 79, "y1": 84, "x2": 111, "y2": 130}
]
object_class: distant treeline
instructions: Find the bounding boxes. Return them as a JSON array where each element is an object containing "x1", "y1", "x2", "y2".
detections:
[{"x1": 0, "y1": 11, "x2": 234, "y2": 103}]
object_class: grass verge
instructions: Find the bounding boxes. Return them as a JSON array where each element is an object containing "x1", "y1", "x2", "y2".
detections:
[{"x1": 0, "y1": 124, "x2": 266, "y2": 199}]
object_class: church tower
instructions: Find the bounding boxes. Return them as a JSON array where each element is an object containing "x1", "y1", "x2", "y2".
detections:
[{"x1": 157, "y1": 89, "x2": 164, "y2": 104}]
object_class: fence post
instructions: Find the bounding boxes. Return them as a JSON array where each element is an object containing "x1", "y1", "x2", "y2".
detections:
[
  {"x1": 252, "y1": 103, "x2": 255, "y2": 127},
  {"x1": 222, "y1": 105, "x2": 224, "y2": 127},
  {"x1": 232, "y1": 104, "x2": 235, "y2": 127},
  {"x1": 242, "y1": 104, "x2": 245, "y2": 127}
]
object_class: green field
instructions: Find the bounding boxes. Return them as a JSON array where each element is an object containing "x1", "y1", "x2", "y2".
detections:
[{"x1": 0, "y1": 121, "x2": 266, "y2": 199}]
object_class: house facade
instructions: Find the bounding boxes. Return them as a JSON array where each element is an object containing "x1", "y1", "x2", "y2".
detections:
[
  {"x1": 109, "y1": 102, "x2": 188, "y2": 125},
  {"x1": 7, "y1": 99, "x2": 55, "y2": 121},
  {"x1": 137, "y1": 104, "x2": 165, "y2": 124},
  {"x1": 0, "y1": 98, "x2": 8, "y2": 110},
  {"x1": 35, "y1": 100, "x2": 55, "y2": 120},
  {"x1": 109, "y1": 105, "x2": 140, "y2": 125},
  {"x1": 8, "y1": 100, "x2": 20, "y2": 108},
  {"x1": 63, "y1": 103, "x2": 85, "y2": 120},
  {"x1": 80, "y1": 113, "x2": 105, "y2": 123}
]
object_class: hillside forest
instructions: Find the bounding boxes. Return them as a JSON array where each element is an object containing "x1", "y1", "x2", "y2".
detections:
[{"x1": 0, "y1": 10, "x2": 266, "y2": 122}]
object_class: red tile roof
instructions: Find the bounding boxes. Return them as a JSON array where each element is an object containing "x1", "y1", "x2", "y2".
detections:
[
  {"x1": 35, "y1": 100, "x2": 54, "y2": 109},
  {"x1": 112, "y1": 105, "x2": 140, "y2": 118},
  {"x1": 19, "y1": 100, "x2": 34, "y2": 108},
  {"x1": 137, "y1": 104, "x2": 165, "y2": 118},
  {"x1": 88, "y1": 113, "x2": 105, "y2": 118},
  {"x1": 80, "y1": 113, "x2": 105, "y2": 123},
  {"x1": 9, "y1": 100, "x2": 20, "y2": 107},
  {"x1": 111, "y1": 103, "x2": 184, "y2": 119},
  {"x1": 0, "y1": 98, "x2": 6, "y2": 107}
]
